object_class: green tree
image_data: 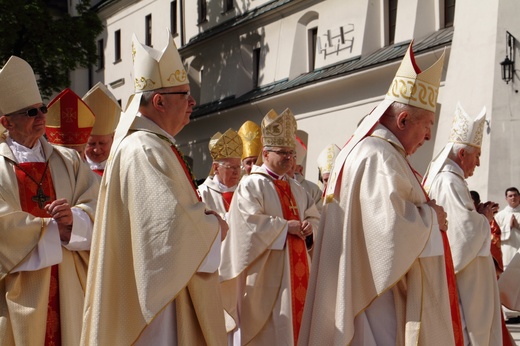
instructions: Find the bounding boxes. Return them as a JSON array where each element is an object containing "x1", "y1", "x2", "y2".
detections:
[{"x1": 0, "y1": 0, "x2": 103, "y2": 98}]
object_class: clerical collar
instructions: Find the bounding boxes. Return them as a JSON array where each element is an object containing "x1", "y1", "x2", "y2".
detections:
[
  {"x1": 138, "y1": 114, "x2": 177, "y2": 145},
  {"x1": 262, "y1": 164, "x2": 283, "y2": 180},
  {"x1": 86, "y1": 155, "x2": 106, "y2": 171},
  {"x1": 6, "y1": 136, "x2": 45, "y2": 163},
  {"x1": 212, "y1": 175, "x2": 236, "y2": 192}
]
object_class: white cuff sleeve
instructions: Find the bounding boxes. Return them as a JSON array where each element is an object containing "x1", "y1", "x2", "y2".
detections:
[
  {"x1": 270, "y1": 223, "x2": 288, "y2": 250},
  {"x1": 63, "y1": 207, "x2": 93, "y2": 251},
  {"x1": 198, "y1": 230, "x2": 222, "y2": 273},
  {"x1": 11, "y1": 220, "x2": 62, "y2": 273},
  {"x1": 419, "y1": 217, "x2": 444, "y2": 258}
]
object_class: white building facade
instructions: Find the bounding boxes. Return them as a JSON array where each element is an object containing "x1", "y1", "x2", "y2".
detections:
[{"x1": 71, "y1": 0, "x2": 520, "y2": 203}]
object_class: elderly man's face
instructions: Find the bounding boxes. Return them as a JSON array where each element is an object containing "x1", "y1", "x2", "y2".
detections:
[
  {"x1": 459, "y1": 147, "x2": 481, "y2": 178},
  {"x1": 214, "y1": 158, "x2": 241, "y2": 188},
  {"x1": 155, "y1": 85, "x2": 196, "y2": 137},
  {"x1": 1, "y1": 103, "x2": 47, "y2": 143},
  {"x1": 86, "y1": 134, "x2": 114, "y2": 163}
]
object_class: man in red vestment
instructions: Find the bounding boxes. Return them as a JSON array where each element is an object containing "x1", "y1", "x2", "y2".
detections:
[{"x1": 0, "y1": 56, "x2": 99, "y2": 345}]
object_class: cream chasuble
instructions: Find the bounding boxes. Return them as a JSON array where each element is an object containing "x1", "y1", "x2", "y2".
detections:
[
  {"x1": 428, "y1": 159, "x2": 502, "y2": 345},
  {"x1": 294, "y1": 173, "x2": 323, "y2": 213},
  {"x1": 81, "y1": 115, "x2": 227, "y2": 346},
  {"x1": 299, "y1": 125, "x2": 455, "y2": 346},
  {"x1": 499, "y1": 248, "x2": 520, "y2": 310},
  {"x1": 198, "y1": 176, "x2": 235, "y2": 218},
  {"x1": 0, "y1": 135, "x2": 98, "y2": 346},
  {"x1": 220, "y1": 165, "x2": 320, "y2": 345},
  {"x1": 495, "y1": 205, "x2": 520, "y2": 268}
]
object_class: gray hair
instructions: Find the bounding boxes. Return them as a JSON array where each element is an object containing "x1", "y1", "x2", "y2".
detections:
[{"x1": 448, "y1": 142, "x2": 476, "y2": 160}]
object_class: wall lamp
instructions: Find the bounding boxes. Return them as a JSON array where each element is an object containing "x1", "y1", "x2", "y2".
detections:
[{"x1": 500, "y1": 31, "x2": 516, "y2": 84}]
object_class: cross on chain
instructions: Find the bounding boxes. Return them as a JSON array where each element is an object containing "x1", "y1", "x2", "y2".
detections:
[
  {"x1": 32, "y1": 185, "x2": 50, "y2": 209},
  {"x1": 289, "y1": 201, "x2": 299, "y2": 216}
]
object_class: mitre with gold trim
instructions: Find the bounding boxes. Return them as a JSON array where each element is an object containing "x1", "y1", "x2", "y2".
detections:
[
  {"x1": 423, "y1": 102, "x2": 487, "y2": 191},
  {"x1": 261, "y1": 108, "x2": 297, "y2": 149},
  {"x1": 238, "y1": 120, "x2": 261, "y2": 160},
  {"x1": 132, "y1": 32, "x2": 188, "y2": 92},
  {"x1": 209, "y1": 128, "x2": 243, "y2": 161},
  {"x1": 46, "y1": 88, "x2": 95, "y2": 146}
]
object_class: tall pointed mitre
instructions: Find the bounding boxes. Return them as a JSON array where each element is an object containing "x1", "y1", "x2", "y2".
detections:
[
  {"x1": 46, "y1": 88, "x2": 96, "y2": 146},
  {"x1": 317, "y1": 143, "x2": 341, "y2": 176},
  {"x1": 238, "y1": 120, "x2": 262, "y2": 160},
  {"x1": 83, "y1": 82, "x2": 121, "y2": 136},
  {"x1": 132, "y1": 32, "x2": 188, "y2": 92},
  {"x1": 295, "y1": 137, "x2": 307, "y2": 165},
  {"x1": 110, "y1": 30, "x2": 189, "y2": 176},
  {"x1": 261, "y1": 108, "x2": 297, "y2": 149},
  {"x1": 0, "y1": 56, "x2": 42, "y2": 115},
  {"x1": 422, "y1": 102, "x2": 487, "y2": 192},
  {"x1": 209, "y1": 128, "x2": 243, "y2": 161},
  {"x1": 325, "y1": 41, "x2": 446, "y2": 200}
]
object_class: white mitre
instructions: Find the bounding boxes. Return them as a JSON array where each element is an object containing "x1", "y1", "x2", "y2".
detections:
[
  {"x1": 109, "y1": 30, "x2": 189, "y2": 174},
  {"x1": 423, "y1": 102, "x2": 487, "y2": 191},
  {"x1": 317, "y1": 143, "x2": 341, "y2": 176},
  {"x1": 325, "y1": 41, "x2": 446, "y2": 200},
  {"x1": 0, "y1": 56, "x2": 42, "y2": 115},
  {"x1": 83, "y1": 82, "x2": 121, "y2": 136},
  {"x1": 295, "y1": 137, "x2": 307, "y2": 165}
]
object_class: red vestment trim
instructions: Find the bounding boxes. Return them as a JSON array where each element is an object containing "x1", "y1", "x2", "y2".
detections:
[
  {"x1": 14, "y1": 163, "x2": 62, "y2": 346},
  {"x1": 272, "y1": 179, "x2": 309, "y2": 345},
  {"x1": 410, "y1": 164, "x2": 463, "y2": 346},
  {"x1": 92, "y1": 169, "x2": 103, "y2": 176},
  {"x1": 221, "y1": 192, "x2": 234, "y2": 212},
  {"x1": 170, "y1": 145, "x2": 201, "y2": 202}
]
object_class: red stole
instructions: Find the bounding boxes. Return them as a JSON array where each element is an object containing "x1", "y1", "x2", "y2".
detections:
[
  {"x1": 92, "y1": 169, "x2": 103, "y2": 176},
  {"x1": 272, "y1": 179, "x2": 309, "y2": 345},
  {"x1": 410, "y1": 164, "x2": 463, "y2": 346},
  {"x1": 170, "y1": 145, "x2": 201, "y2": 201},
  {"x1": 14, "y1": 162, "x2": 61, "y2": 346},
  {"x1": 221, "y1": 192, "x2": 234, "y2": 212}
]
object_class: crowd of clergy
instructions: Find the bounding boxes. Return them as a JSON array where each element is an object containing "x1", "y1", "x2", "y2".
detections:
[{"x1": 3, "y1": 29, "x2": 520, "y2": 346}]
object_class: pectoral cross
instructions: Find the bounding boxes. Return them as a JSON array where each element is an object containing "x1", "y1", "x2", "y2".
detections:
[
  {"x1": 32, "y1": 185, "x2": 50, "y2": 209},
  {"x1": 289, "y1": 201, "x2": 299, "y2": 216}
]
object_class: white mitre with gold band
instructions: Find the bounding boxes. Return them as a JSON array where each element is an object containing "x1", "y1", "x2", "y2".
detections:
[
  {"x1": 108, "y1": 30, "x2": 188, "y2": 181},
  {"x1": 83, "y1": 82, "x2": 121, "y2": 136},
  {"x1": 0, "y1": 56, "x2": 42, "y2": 116},
  {"x1": 209, "y1": 128, "x2": 243, "y2": 161},
  {"x1": 261, "y1": 108, "x2": 297, "y2": 149},
  {"x1": 317, "y1": 143, "x2": 341, "y2": 176},
  {"x1": 238, "y1": 120, "x2": 262, "y2": 160},
  {"x1": 422, "y1": 102, "x2": 486, "y2": 192},
  {"x1": 325, "y1": 40, "x2": 446, "y2": 201}
]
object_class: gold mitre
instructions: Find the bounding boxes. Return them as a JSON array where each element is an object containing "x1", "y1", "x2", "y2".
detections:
[
  {"x1": 261, "y1": 108, "x2": 297, "y2": 149},
  {"x1": 238, "y1": 120, "x2": 262, "y2": 159},
  {"x1": 0, "y1": 56, "x2": 42, "y2": 115},
  {"x1": 132, "y1": 31, "x2": 188, "y2": 92},
  {"x1": 83, "y1": 82, "x2": 121, "y2": 136},
  {"x1": 317, "y1": 143, "x2": 340, "y2": 175},
  {"x1": 449, "y1": 102, "x2": 487, "y2": 148},
  {"x1": 386, "y1": 41, "x2": 445, "y2": 113},
  {"x1": 46, "y1": 88, "x2": 95, "y2": 146},
  {"x1": 295, "y1": 137, "x2": 307, "y2": 165},
  {"x1": 209, "y1": 128, "x2": 243, "y2": 161}
]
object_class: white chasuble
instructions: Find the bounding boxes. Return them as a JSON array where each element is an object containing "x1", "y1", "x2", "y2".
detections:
[
  {"x1": 428, "y1": 159, "x2": 502, "y2": 346},
  {"x1": 220, "y1": 165, "x2": 320, "y2": 345},
  {"x1": 0, "y1": 135, "x2": 99, "y2": 346},
  {"x1": 299, "y1": 125, "x2": 455, "y2": 346},
  {"x1": 81, "y1": 116, "x2": 227, "y2": 346}
]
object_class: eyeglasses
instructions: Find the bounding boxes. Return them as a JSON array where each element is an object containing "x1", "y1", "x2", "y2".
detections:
[
  {"x1": 158, "y1": 91, "x2": 191, "y2": 100},
  {"x1": 267, "y1": 149, "x2": 296, "y2": 157},
  {"x1": 8, "y1": 105, "x2": 48, "y2": 117},
  {"x1": 219, "y1": 163, "x2": 241, "y2": 171}
]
